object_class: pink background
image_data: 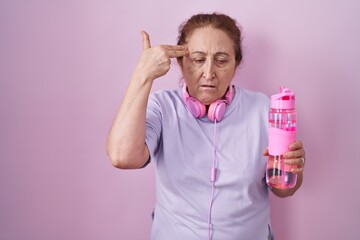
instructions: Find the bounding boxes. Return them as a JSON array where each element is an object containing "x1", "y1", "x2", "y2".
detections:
[{"x1": 1, "y1": 0, "x2": 359, "y2": 239}]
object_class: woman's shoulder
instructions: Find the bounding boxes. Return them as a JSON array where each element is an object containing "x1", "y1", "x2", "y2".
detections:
[
  {"x1": 150, "y1": 87, "x2": 181, "y2": 100},
  {"x1": 148, "y1": 87, "x2": 183, "y2": 108},
  {"x1": 234, "y1": 85, "x2": 270, "y2": 105}
]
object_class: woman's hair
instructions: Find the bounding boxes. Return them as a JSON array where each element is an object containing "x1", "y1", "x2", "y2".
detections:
[{"x1": 177, "y1": 12, "x2": 243, "y2": 66}]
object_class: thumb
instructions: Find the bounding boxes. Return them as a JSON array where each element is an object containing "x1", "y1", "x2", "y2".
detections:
[{"x1": 141, "y1": 31, "x2": 151, "y2": 49}]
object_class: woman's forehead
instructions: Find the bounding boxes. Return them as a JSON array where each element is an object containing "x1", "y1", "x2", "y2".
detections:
[{"x1": 185, "y1": 27, "x2": 235, "y2": 55}]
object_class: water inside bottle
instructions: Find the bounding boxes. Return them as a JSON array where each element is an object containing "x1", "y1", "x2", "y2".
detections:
[{"x1": 266, "y1": 155, "x2": 297, "y2": 189}]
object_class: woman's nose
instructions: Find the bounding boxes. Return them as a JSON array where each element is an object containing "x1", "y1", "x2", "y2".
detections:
[{"x1": 202, "y1": 60, "x2": 215, "y2": 80}]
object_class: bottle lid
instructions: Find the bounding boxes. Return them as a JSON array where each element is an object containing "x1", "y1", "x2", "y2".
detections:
[{"x1": 271, "y1": 86, "x2": 295, "y2": 109}]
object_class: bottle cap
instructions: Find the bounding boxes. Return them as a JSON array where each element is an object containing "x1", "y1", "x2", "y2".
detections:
[{"x1": 270, "y1": 86, "x2": 295, "y2": 109}]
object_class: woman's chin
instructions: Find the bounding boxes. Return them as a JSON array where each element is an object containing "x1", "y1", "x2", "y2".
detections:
[{"x1": 198, "y1": 96, "x2": 217, "y2": 105}]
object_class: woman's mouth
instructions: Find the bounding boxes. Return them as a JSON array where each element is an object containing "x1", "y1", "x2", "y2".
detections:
[{"x1": 200, "y1": 84, "x2": 216, "y2": 89}]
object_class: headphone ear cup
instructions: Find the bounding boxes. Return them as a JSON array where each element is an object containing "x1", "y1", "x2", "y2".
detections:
[
  {"x1": 185, "y1": 97, "x2": 206, "y2": 118},
  {"x1": 208, "y1": 100, "x2": 227, "y2": 122}
]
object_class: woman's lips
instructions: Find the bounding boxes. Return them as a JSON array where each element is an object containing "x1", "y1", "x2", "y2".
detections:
[{"x1": 200, "y1": 84, "x2": 215, "y2": 88}]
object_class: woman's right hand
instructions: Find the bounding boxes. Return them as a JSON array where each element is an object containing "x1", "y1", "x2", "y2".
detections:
[{"x1": 134, "y1": 31, "x2": 188, "y2": 82}]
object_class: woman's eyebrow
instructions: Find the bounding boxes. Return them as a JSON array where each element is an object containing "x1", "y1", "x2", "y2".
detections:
[
  {"x1": 190, "y1": 51, "x2": 230, "y2": 56},
  {"x1": 214, "y1": 52, "x2": 230, "y2": 57},
  {"x1": 190, "y1": 51, "x2": 206, "y2": 55}
]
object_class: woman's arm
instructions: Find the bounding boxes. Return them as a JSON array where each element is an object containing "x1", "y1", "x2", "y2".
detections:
[{"x1": 106, "y1": 31, "x2": 188, "y2": 169}]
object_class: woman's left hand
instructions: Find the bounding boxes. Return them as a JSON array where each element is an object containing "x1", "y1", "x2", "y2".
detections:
[
  {"x1": 263, "y1": 140, "x2": 306, "y2": 197},
  {"x1": 263, "y1": 140, "x2": 306, "y2": 174},
  {"x1": 283, "y1": 140, "x2": 306, "y2": 174}
]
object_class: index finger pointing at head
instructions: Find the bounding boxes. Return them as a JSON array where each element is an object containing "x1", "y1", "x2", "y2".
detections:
[
  {"x1": 165, "y1": 45, "x2": 189, "y2": 58},
  {"x1": 141, "y1": 31, "x2": 151, "y2": 49}
]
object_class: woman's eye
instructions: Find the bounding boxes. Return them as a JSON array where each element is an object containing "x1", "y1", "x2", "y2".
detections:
[
  {"x1": 216, "y1": 59, "x2": 228, "y2": 65},
  {"x1": 193, "y1": 58, "x2": 205, "y2": 64}
]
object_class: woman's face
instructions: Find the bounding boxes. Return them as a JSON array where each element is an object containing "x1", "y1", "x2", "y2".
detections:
[{"x1": 180, "y1": 27, "x2": 237, "y2": 105}]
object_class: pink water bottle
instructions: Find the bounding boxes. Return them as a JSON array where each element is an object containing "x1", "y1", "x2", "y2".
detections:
[{"x1": 266, "y1": 87, "x2": 297, "y2": 189}]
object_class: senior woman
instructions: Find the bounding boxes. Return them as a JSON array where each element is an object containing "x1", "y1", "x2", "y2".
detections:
[{"x1": 106, "y1": 13, "x2": 305, "y2": 240}]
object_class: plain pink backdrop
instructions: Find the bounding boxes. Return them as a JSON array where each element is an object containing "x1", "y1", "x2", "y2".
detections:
[{"x1": 1, "y1": 0, "x2": 359, "y2": 239}]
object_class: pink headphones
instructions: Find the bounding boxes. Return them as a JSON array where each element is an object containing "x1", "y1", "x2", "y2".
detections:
[{"x1": 182, "y1": 84, "x2": 234, "y2": 122}]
